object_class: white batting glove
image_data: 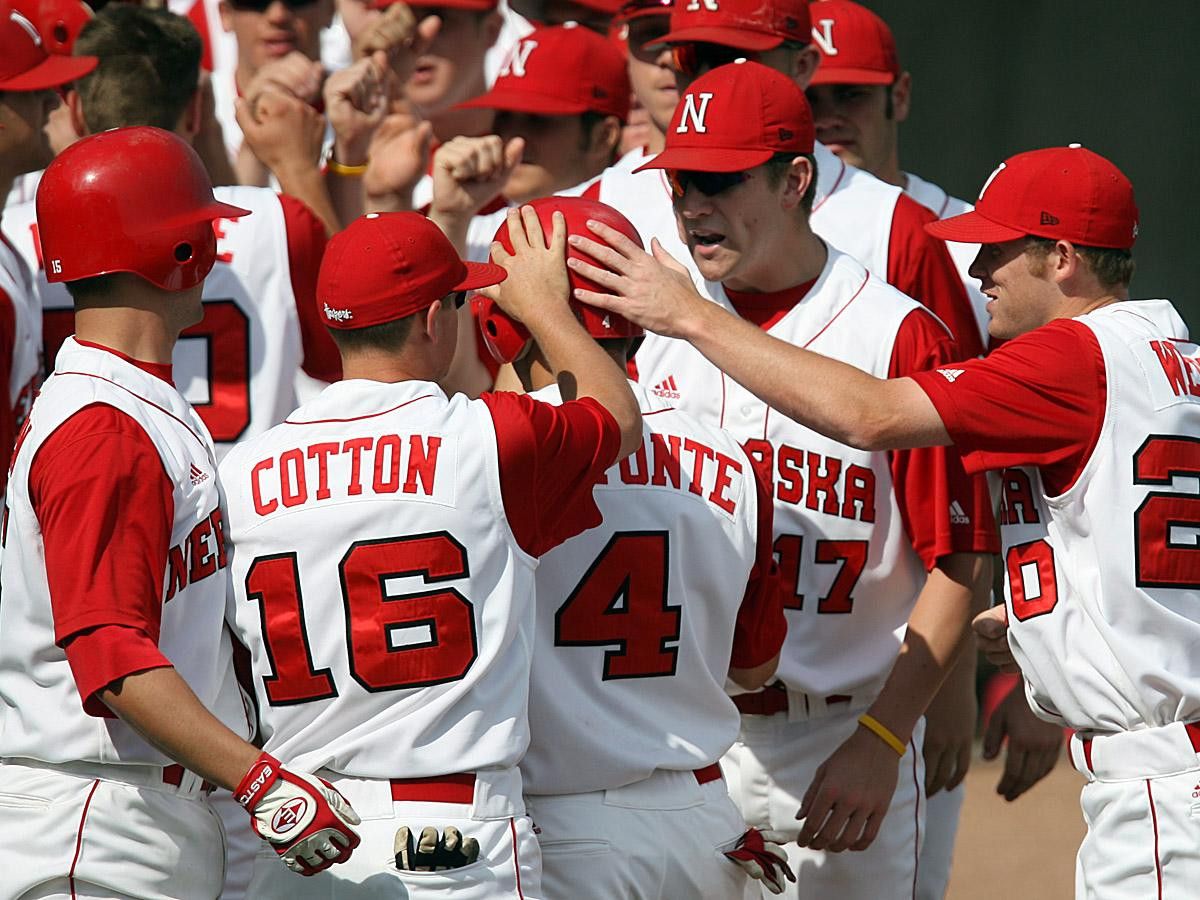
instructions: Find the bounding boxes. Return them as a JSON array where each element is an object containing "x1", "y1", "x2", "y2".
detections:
[
  {"x1": 235, "y1": 752, "x2": 362, "y2": 876},
  {"x1": 724, "y1": 828, "x2": 796, "y2": 895}
]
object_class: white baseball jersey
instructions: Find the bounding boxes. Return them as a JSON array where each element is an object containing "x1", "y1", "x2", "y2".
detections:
[
  {"x1": 5, "y1": 186, "x2": 337, "y2": 458},
  {"x1": 221, "y1": 380, "x2": 617, "y2": 778},
  {"x1": 0, "y1": 232, "x2": 41, "y2": 448},
  {"x1": 594, "y1": 141, "x2": 986, "y2": 361},
  {"x1": 634, "y1": 249, "x2": 994, "y2": 697},
  {"x1": 905, "y1": 171, "x2": 989, "y2": 346},
  {"x1": 0, "y1": 338, "x2": 245, "y2": 765},
  {"x1": 521, "y1": 381, "x2": 779, "y2": 795},
  {"x1": 919, "y1": 300, "x2": 1200, "y2": 733}
]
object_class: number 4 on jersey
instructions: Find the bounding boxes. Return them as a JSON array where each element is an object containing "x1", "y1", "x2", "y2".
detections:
[{"x1": 554, "y1": 531, "x2": 682, "y2": 679}]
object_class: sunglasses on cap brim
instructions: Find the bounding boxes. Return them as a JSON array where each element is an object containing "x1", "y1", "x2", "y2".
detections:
[
  {"x1": 226, "y1": 0, "x2": 322, "y2": 12},
  {"x1": 670, "y1": 42, "x2": 754, "y2": 78},
  {"x1": 666, "y1": 169, "x2": 750, "y2": 199}
]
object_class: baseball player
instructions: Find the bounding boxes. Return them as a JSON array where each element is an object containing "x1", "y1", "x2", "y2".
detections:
[
  {"x1": 564, "y1": 61, "x2": 998, "y2": 899},
  {"x1": 591, "y1": 0, "x2": 986, "y2": 366},
  {"x1": 0, "y1": 1, "x2": 94, "y2": 492},
  {"x1": 474, "y1": 195, "x2": 793, "y2": 898},
  {"x1": 220, "y1": 207, "x2": 642, "y2": 898},
  {"x1": 0, "y1": 126, "x2": 361, "y2": 899},
  {"x1": 4, "y1": 4, "x2": 342, "y2": 460},
  {"x1": 577, "y1": 142, "x2": 1198, "y2": 900}
]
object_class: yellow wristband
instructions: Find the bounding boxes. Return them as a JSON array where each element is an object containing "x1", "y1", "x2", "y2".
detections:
[
  {"x1": 327, "y1": 157, "x2": 368, "y2": 177},
  {"x1": 858, "y1": 713, "x2": 906, "y2": 757}
]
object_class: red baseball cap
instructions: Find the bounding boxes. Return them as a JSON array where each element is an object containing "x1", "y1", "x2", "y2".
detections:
[
  {"x1": 12, "y1": 0, "x2": 92, "y2": 56},
  {"x1": 459, "y1": 24, "x2": 631, "y2": 120},
  {"x1": 808, "y1": 0, "x2": 899, "y2": 86},
  {"x1": 617, "y1": 0, "x2": 671, "y2": 21},
  {"x1": 926, "y1": 145, "x2": 1140, "y2": 250},
  {"x1": 658, "y1": 0, "x2": 810, "y2": 52},
  {"x1": 635, "y1": 60, "x2": 813, "y2": 173},
  {"x1": 318, "y1": 212, "x2": 507, "y2": 330},
  {"x1": 372, "y1": 0, "x2": 498, "y2": 10},
  {"x1": 0, "y1": 0, "x2": 96, "y2": 90}
]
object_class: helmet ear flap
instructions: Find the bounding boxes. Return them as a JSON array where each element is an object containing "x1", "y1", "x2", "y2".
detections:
[{"x1": 473, "y1": 295, "x2": 531, "y2": 365}]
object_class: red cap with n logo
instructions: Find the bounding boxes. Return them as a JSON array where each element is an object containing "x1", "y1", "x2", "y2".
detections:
[
  {"x1": 658, "y1": 0, "x2": 811, "y2": 51},
  {"x1": 926, "y1": 145, "x2": 1139, "y2": 250},
  {"x1": 809, "y1": 0, "x2": 901, "y2": 86},
  {"x1": 634, "y1": 59, "x2": 813, "y2": 173}
]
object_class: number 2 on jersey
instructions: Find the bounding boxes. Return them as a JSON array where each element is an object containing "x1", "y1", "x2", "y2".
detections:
[
  {"x1": 245, "y1": 532, "x2": 478, "y2": 705},
  {"x1": 555, "y1": 531, "x2": 681, "y2": 679}
]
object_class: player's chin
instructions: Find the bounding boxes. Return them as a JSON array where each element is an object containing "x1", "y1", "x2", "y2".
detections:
[{"x1": 689, "y1": 242, "x2": 735, "y2": 282}]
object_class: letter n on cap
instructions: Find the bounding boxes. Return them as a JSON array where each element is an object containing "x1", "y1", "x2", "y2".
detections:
[
  {"x1": 501, "y1": 39, "x2": 538, "y2": 78},
  {"x1": 677, "y1": 92, "x2": 714, "y2": 134}
]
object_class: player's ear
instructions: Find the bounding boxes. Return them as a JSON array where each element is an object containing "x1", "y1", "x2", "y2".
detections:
[
  {"x1": 65, "y1": 90, "x2": 87, "y2": 140},
  {"x1": 585, "y1": 115, "x2": 622, "y2": 164},
  {"x1": 791, "y1": 45, "x2": 822, "y2": 90},
  {"x1": 180, "y1": 89, "x2": 204, "y2": 142},
  {"x1": 891, "y1": 72, "x2": 912, "y2": 123},
  {"x1": 218, "y1": 0, "x2": 234, "y2": 33},
  {"x1": 780, "y1": 156, "x2": 814, "y2": 212},
  {"x1": 423, "y1": 299, "x2": 443, "y2": 343}
]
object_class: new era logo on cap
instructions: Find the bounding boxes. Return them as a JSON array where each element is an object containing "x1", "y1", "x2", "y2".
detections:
[{"x1": 1040, "y1": 211, "x2": 1060, "y2": 226}]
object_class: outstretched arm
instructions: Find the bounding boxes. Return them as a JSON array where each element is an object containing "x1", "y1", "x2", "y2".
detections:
[{"x1": 568, "y1": 222, "x2": 951, "y2": 451}]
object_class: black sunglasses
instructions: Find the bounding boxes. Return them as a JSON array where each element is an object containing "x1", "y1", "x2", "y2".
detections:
[
  {"x1": 446, "y1": 290, "x2": 468, "y2": 309},
  {"x1": 666, "y1": 169, "x2": 751, "y2": 199},
  {"x1": 671, "y1": 42, "x2": 752, "y2": 78},
  {"x1": 226, "y1": 0, "x2": 321, "y2": 12}
]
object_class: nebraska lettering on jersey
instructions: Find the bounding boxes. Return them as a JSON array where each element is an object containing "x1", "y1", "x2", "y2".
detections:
[
  {"x1": 998, "y1": 468, "x2": 1041, "y2": 526},
  {"x1": 165, "y1": 508, "x2": 229, "y2": 601},
  {"x1": 598, "y1": 432, "x2": 742, "y2": 516},
  {"x1": 743, "y1": 438, "x2": 876, "y2": 523},
  {"x1": 250, "y1": 434, "x2": 450, "y2": 515},
  {"x1": 1148, "y1": 340, "x2": 1200, "y2": 401}
]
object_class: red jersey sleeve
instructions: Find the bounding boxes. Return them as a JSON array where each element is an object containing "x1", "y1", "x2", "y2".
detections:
[
  {"x1": 0, "y1": 287, "x2": 15, "y2": 495},
  {"x1": 730, "y1": 448, "x2": 787, "y2": 669},
  {"x1": 909, "y1": 318, "x2": 1107, "y2": 495},
  {"x1": 30, "y1": 404, "x2": 175, "y2": 644},
  {"x1": 63, "y1": 625, "x2": 171, "y2": 718},
  {"x1": 887, "y1": 195, "x2": 986, "y2": 361},
  {"x1": 482, "y1": 391, "x2": 621, "y2": 557},
  {"x1": 278, "y1": 193, "x2": 341, "y2": 383},
  {"x1": 888, "y1": 310, "x2": 999, "y2": 569}
]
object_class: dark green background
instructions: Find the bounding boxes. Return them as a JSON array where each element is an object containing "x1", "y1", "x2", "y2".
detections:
[{"x1": 867, "y1": 1, "x2": 1198, "y2": 332}]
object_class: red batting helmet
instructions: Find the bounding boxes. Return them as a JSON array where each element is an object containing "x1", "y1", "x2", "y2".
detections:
[
  {"x1": 36, "y1": 126, "x2": 250, "y2": 291},
  {"x1": 477, "y1": 196, "x2": 644, "y2": 365}
]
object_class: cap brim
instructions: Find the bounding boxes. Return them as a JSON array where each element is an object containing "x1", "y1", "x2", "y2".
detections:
[
  {"x1": 633, "y1": 146, "x2": 773, "y2": 173},
  {"x1": 376, "y1": 0, "x2": 496, "y2": 8},
  {"x1": 656, "y1": 25, "x2": 782, "y2": 51},
  {"x1": 925, "y1": 210, "x2": 1026, "y2": 244},
  {"x1": 457, "y1": 89, "x2": 592, "y2": 116},
  {"x1": 0, "y1": 54, "x2": 97, "y2": 92},
  {"x1": 810, "y1": 67, "x2": 897, "y2": 86},
  {"x1": 455, "y1": 261, "x2": 507, "y2": 291}
]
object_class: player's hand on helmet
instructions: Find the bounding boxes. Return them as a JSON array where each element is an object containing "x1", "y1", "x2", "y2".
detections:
[
  {"x1": 566, "y1": 219, "x2": 705, "y2": 340},
  {"x1": 485, "y1": 205, "x2": 571, "y2": 328},
  {"x1": 236, "y1": 89, "x2": 326, "y2": 177},
  {"x1": 795, "y1": 721, "x2": 904, "y2": 853},
  {"x1": 973, "y1": 605, "x2": 1019, "y2": 673},
  {"x1": 363, "y1": 102, "x2": 434, "y2": 213},
  {"x1": 431, "y1": 135, "x2": 524, "y2": 221},
  {"x1": 983, "y1": 678, "x2": 1064, "y2": 801},
  {"x1": 394, "y1": 825, "x2": 481, "y2": 871},
  {"x1": 236, "y1": 752, "x2": 362, "y2": 876},
  {"x1": 244, "y1": 50, "x2": 325, "y2": 109},
  {"x1": 724, "y1": 828, "x2": 796, "y2": 895},
  {"x1": 354, "y1": 2, "x2": 440, "y2": 83}
]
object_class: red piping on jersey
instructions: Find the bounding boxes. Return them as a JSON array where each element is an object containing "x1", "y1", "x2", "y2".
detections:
[
  {"x1": 68, "y1": 779, "x2": 101, "y2": 899},
  {"x1": 56, "y1": 372, "x2": 209, "y2": 453},
  {"x1": 284, "y1": 394, "x2": 435, "y2": 425},
  {"x1": 811, "y1": 155, "x2": 847, "y2": 216},
  {"x1": 642, "y1": 407, "x2": 674, "y2": 416},
  {"x1": 909, "y1": 740, "x2": 920, "y2": 900},
  {"x1": 510, "y1": 817, "x2": 525, "y2": 899},
  {"x1": 1147, "y1": 780, "x2": 1163, "y2": 899}
]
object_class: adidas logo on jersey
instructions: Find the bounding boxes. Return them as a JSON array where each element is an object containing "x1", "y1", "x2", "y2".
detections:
[
  {"x1": 324, "y1": 303, "x2": 353, "y2": 323},
  {"x1": 651, "y1": 375, "x2": 681, "y2": 400},
  {"x1": 949, "y1": 500, "x2": 970, "y2": 526},
  {"x1": 190, "y1": 464, "x2": 210, "y2": 485},
  {"x1": 937, "y1": 368, "x2": 965, "y2": 383}
]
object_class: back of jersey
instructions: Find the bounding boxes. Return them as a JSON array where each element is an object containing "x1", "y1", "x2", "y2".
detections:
[
  {"x1": 521, "y1": 382, "x2": 766, "y2": 795},
  {"x1": 221, "y1": 379, "x2": 537, "y2": 779}
]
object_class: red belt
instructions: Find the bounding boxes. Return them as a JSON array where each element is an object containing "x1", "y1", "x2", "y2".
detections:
[
  {"x1": 390, "y1": 773, "x2": 476, "y2": 804},
  {"x1": 693, "y1": 763, "x2": 722, "y2": 785},
  {"x1": 732, "y1": 683, "x2": 853, "y2": 716},
  {"x1": 1079, "y1": 722, "x2": 1200, "y2": 773},
  {"x1": 163, "y1": 764, "x2": 215, "y2": 794}
]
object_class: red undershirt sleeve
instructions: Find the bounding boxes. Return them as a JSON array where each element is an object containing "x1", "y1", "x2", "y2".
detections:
[
  {"x1": 278, "y1": 193, "x2": 342, "y2": 383},
  {"x1": 888, "y1": 310, "x2": 999, "y2": 570},
  {"x1": 730, "y1": 448, "x2": 787, "y2": 669},
  {"x1": 887, "y1": 194, "x2": 987, "y2": 361},
  {"x1": 0, "y1": 287, "x2": 15, "y2": 495},
  {"x1": 482, "y1": 391, "x2": 621, "y2": 557},
  {"x1": 30, "y1": 404, "x2": 177, "y2": 713},
  {"x1": 908, "y1": 318, "x2": 1107, "y2": 494}
]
